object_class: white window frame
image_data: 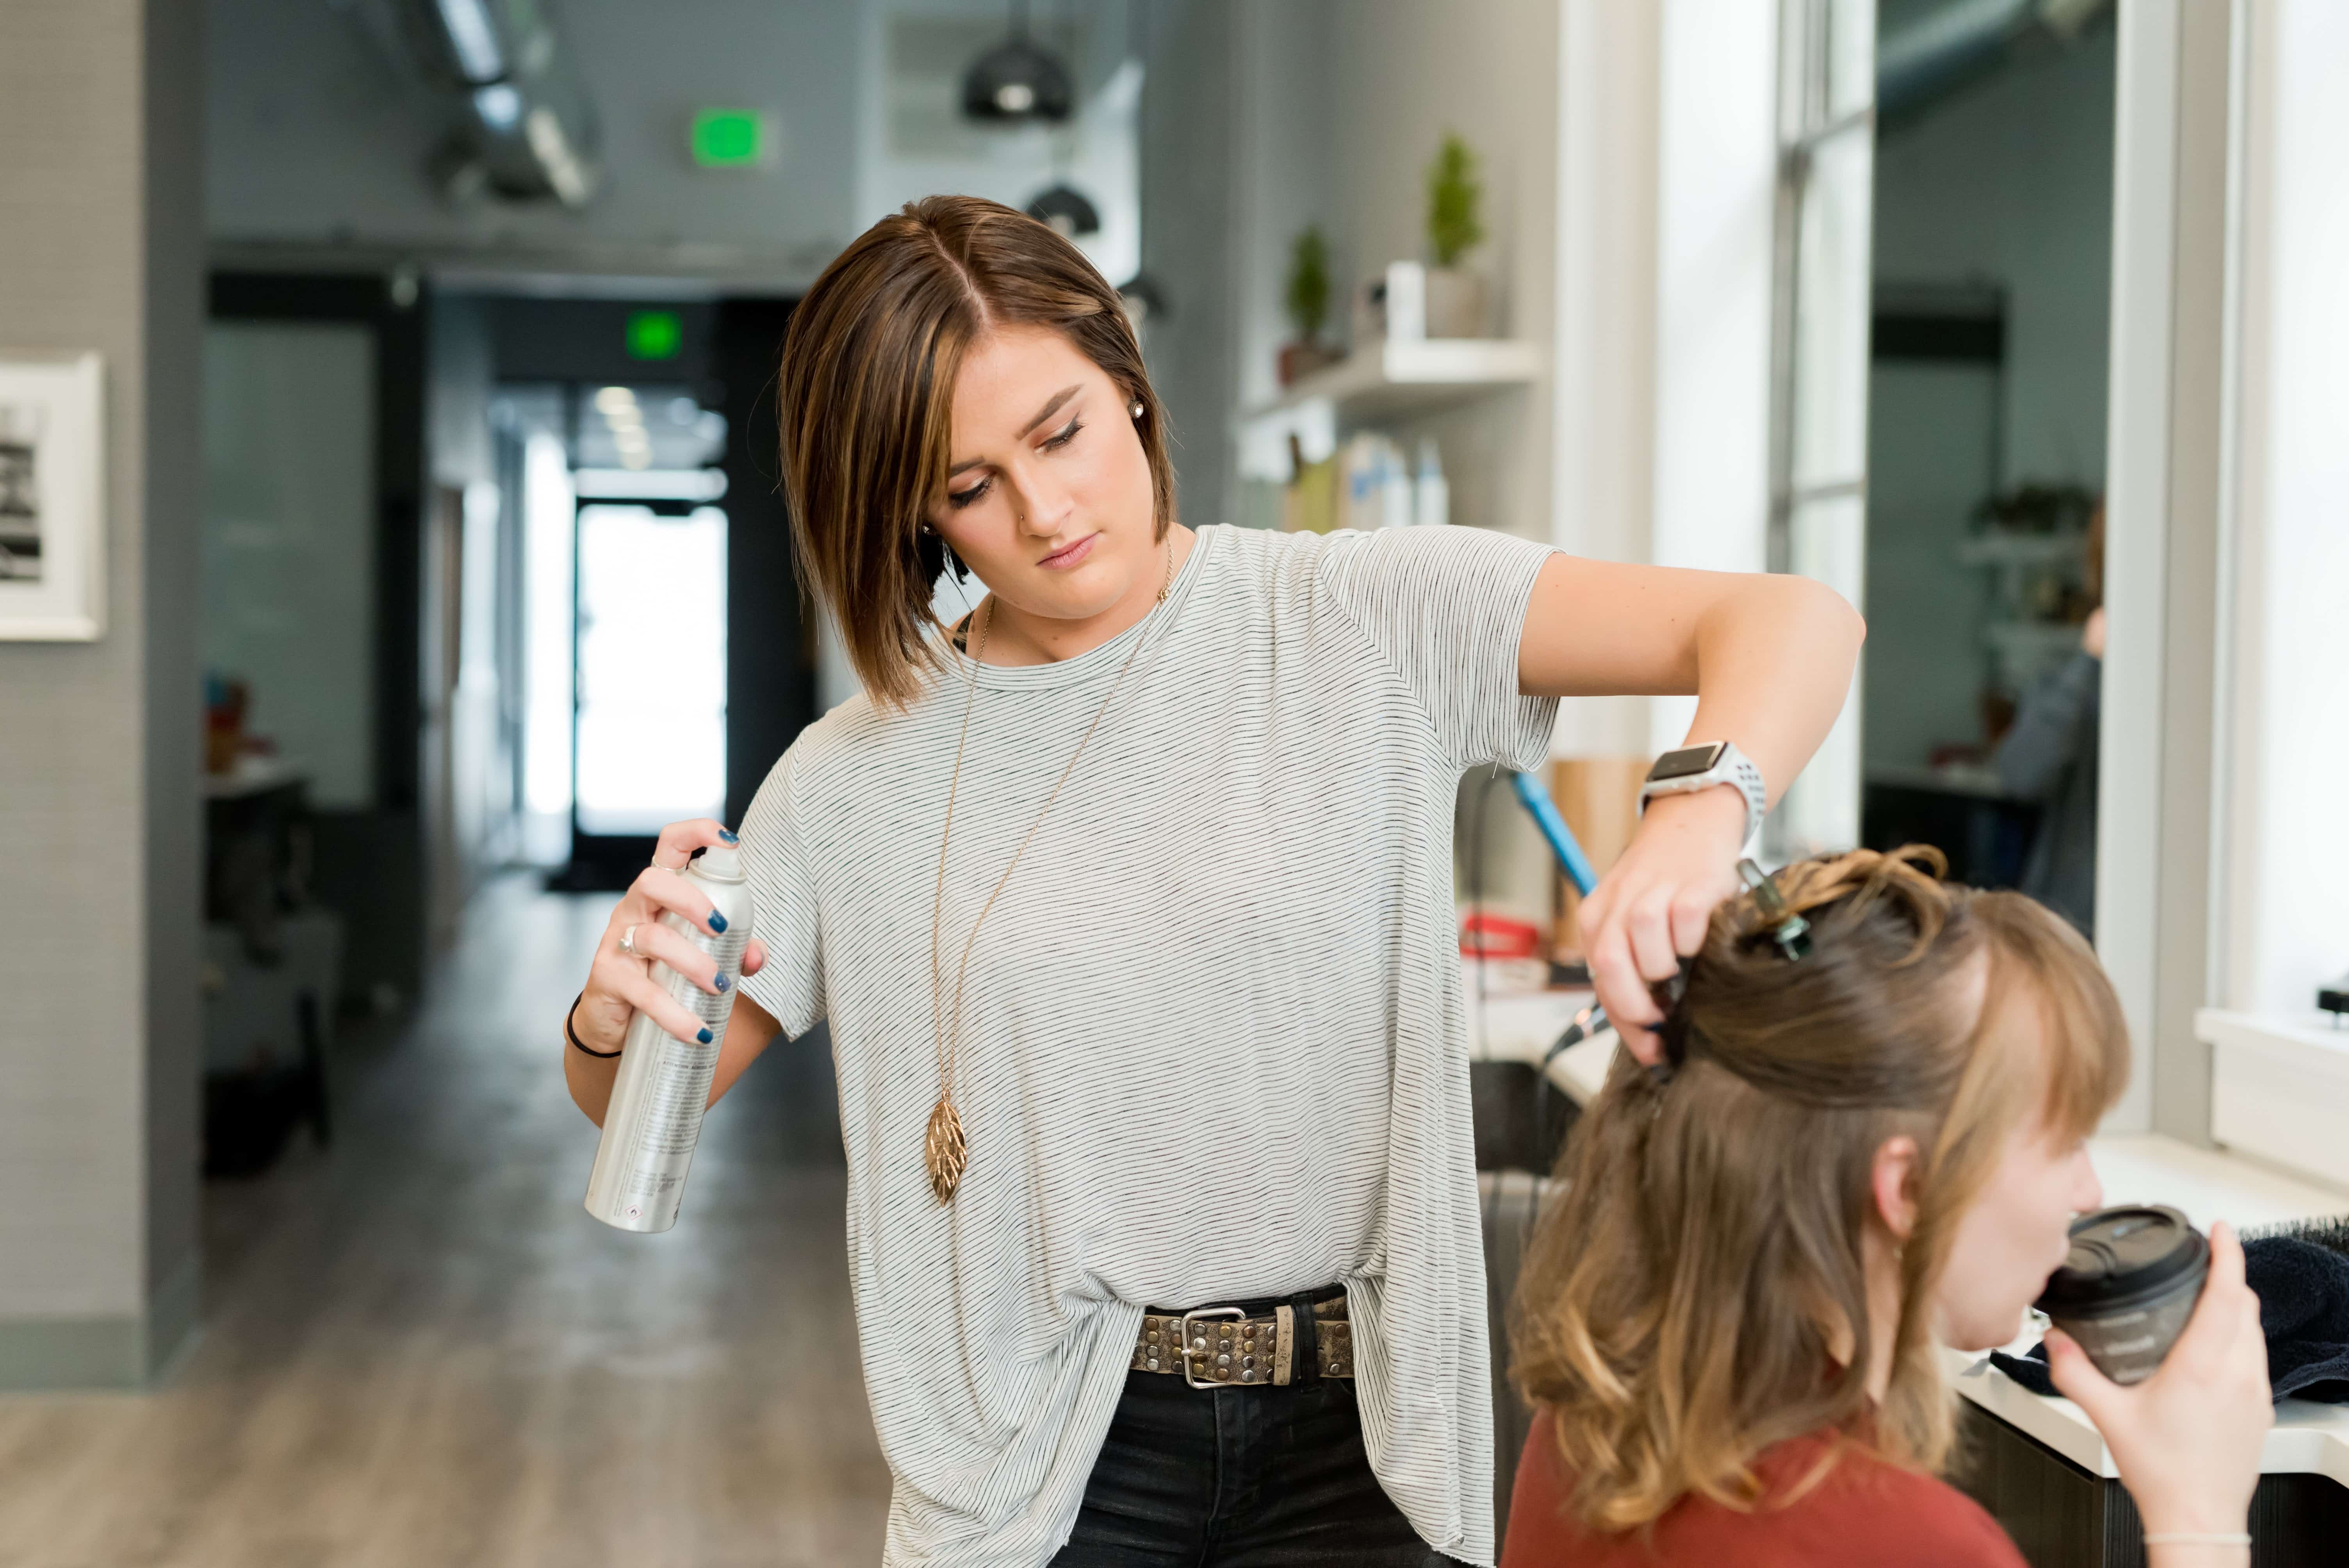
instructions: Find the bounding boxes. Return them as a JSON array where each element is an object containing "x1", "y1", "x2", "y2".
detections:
[{"x1": 1763, "y1": 0, "x2": 1876, "y2": 859}]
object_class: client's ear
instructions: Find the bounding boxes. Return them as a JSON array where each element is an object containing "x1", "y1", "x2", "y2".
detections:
[{"x1": 1871, "y1": 1135, "x2": 1921, "y2": 1242}]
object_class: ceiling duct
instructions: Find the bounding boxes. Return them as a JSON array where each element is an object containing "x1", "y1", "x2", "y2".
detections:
[
  {"x1": 344, "y1": 0, "x2": 604, "y2": 205},
  {"x1": 1877, "y1": 0, "x2": 2112, "y2": 125}
]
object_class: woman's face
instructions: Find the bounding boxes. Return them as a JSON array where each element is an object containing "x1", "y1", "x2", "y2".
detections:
[
  {"x1": 927, "y1": 323, "x2": 1160, "y2": 630},
  {"x1": 1930, "y1": 993, "x2": 2106, "y2": 1352}
]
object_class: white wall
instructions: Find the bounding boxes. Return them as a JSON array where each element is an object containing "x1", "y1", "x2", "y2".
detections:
[
  {"x1": 1645, "y1": 0, "x2": 1779, "y2": 758},
  {"x1": 1547, "y1": 0, "x2": 1660, "y2": 762},
  {"x1": 856, "y1": 2, "x2": 1142, "y2": 288},
  {"x1": 2221, "y1": 0, "x2": 2349, "y2": 1021}
]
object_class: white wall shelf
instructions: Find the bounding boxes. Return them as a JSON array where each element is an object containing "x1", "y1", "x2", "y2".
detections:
[{"x1": 1239, "y1": 338, "x2": 1543, "y2": 427}]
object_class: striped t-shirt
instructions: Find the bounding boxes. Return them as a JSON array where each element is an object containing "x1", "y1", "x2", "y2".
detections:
[{"x1": 737, "y1": 522, "x2": 1559, "y2": 1566}]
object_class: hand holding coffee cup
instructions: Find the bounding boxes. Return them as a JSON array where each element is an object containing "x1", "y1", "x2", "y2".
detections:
[
  {"x1": 2036, "y1": 1205, "x2": 2209, "y2": 1384},
  {"x1": 2044, "y1": 1220, "x2": 2271, "y2": 1554}
]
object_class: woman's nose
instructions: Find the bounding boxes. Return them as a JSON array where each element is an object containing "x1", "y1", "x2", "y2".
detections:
[
  {"x1": 2072, "y1": 1153, "x2": 2104, "y2": 1213},
  {"x1": 1010, "y1": 465, "x2": 1074, "y2": 535}
]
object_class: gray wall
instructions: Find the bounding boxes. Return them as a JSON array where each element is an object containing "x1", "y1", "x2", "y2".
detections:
[
  {"x1": 0, "y1": 0, "x2": 207, "y2": 1387},
  {"x1": 1873, "y1": 29, "x2": 2118, "y2": 489}
]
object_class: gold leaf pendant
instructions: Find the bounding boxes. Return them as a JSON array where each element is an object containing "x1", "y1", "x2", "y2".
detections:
[{"x1": 925, "y1": 1097, "x2": 968, "y2": 1204}]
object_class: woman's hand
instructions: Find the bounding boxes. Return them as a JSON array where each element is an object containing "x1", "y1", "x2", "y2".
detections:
[
  {"x1": 570, "y1": 818, "x2": 768, "y2": 1056},
  {"x1": 1575, "y1": 784, "x2": 1747, "y2": 1065},
  {"x1": 2046, "y1": 1222, "x2": 2269, "y2": 1558}
]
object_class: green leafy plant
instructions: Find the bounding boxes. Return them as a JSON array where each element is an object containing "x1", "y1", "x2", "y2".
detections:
[
  {"x1": 1426, "y1": 133, "x2": 1485, "y2": 267},
  {"x1": 1285, "y1": 226, "x2": 1331, "y2": 342}
]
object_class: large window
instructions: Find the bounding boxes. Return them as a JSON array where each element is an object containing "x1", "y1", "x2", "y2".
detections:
[{"x1": 1767, "y1": 0, "x2": 1877, "y2": 857}]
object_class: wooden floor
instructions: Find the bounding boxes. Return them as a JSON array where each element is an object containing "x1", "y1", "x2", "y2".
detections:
[{"x1": 0, "y1": 877, "x2": 890, "y2": 1568}]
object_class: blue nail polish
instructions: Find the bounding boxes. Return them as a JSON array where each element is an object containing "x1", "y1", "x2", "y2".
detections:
[
  {"x1": 708, "y1": 911, "x2": 728, "y2": 933},
  {"x1": 719, "y1": 829, "x2": 738, "y2": 844},
  {"x1": 714, "y1": 973, "x2": 731, "y2": 991},
  {"x1": 697, "y1": 1027, "x2": 713, "y2": 1044}
]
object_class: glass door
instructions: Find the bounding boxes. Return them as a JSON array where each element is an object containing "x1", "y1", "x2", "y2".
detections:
[{"x1": 573, "y1": 501, "x2": 729, "y2": 840}]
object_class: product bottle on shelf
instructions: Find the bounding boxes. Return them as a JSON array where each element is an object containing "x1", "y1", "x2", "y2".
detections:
[{"x1": 1414, "y1": 438, "x2": 1449, "y2": 529}]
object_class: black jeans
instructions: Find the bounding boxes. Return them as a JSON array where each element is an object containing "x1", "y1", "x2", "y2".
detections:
[{"x1": 1049, "y1": 1365, "x2": 1456, "y2": 1566}]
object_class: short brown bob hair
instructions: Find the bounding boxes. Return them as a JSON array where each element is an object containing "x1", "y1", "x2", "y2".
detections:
[
  {"x1": 776, "y1": 195, "x2": 1176, "y2": 707},
  {"x1": 1510, "y1": 847, "x2": 2129, "y2": 1533}
]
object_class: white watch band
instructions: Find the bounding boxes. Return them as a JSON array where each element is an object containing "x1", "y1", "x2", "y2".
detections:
[{"x1": 1638, "y1": 741, "x2": 1768, "y2": 848}]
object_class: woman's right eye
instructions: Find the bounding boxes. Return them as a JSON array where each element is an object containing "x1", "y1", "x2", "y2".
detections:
[{"x1": 946, "y1": 479, "x2": 989, "y2": 509}]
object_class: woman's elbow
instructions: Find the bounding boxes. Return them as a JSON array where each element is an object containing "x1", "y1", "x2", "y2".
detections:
[{"x1": 1774, "y1": 573, "x2": 1866, "y2": 656}]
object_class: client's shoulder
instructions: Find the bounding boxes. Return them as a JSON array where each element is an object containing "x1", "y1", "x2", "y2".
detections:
[
  {"x1": 1739, "y1": 1434, "x2": 2026, "y2": 1568},
  {"x1": 1504, "y1": 1425, "x2": 2026, "y2": 1568}
]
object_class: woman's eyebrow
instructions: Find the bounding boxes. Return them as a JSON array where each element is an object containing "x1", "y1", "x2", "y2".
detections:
[{"x1": 1018, "y1": 385, "x2": 1082, "y2": 438}]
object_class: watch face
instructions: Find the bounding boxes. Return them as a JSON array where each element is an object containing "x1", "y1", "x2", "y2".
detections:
[{"x1": 1650, "y1": 742, "x2": 1729, "y2": 782}]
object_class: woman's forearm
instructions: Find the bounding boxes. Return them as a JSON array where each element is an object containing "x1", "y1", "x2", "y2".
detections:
[
  {"x1": 1680, "y1": 572, "x2": 1864, "y2": 804},
  {"x1": 1524, "y1": 558, "x2": 1863, "y2": 1056},
  {"x1": 1518, "y1": 556, "x2": 1864, "y2": 798},
  {"x1": 565, "y1": 1021, "x2": 622, "y2": 1126}
]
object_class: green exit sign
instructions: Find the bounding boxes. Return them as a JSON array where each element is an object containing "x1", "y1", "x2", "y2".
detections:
[
  {"x1": 625, "y1": 310, "x2": 682, "y2": 361},
  {"x1": 691, "y1": 108, "x2": 771, "y2": 169}
]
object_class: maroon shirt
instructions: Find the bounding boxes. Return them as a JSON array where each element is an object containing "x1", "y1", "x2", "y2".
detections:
[{"x1": 1501, "y1": 1418, "x2": 2029, "y2": 1568}]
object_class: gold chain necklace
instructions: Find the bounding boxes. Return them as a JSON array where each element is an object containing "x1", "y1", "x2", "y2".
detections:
[{"x1": 925, "y1": 542, "x2": 1176, "y2": 1204}]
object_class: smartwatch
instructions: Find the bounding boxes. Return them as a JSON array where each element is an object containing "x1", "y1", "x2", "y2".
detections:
[{"x1": 1639, "y1": 740, "x2": 1768, "y2": 848}]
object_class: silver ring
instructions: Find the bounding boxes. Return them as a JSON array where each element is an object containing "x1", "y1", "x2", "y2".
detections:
[{"x1": 617, "y1": 924, "x2": 640, "y2": 958}]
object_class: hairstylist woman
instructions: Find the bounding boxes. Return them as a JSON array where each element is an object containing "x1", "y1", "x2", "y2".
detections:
[
  {"x1": 561, "y1": 195, "x2": 1862, "y2": 1568},
  {"x1": 1503, "y1": 850, "x2": 2271, "y2": 1568}
]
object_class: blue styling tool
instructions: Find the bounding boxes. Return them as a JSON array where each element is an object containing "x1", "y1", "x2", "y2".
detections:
[{"x1": 1510, "y1": 770, "x2": 1598, "y2": 896}]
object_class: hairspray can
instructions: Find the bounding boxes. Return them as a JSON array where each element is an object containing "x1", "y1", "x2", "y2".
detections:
[{"x1": 584, "y1": 843, "x2": 755, "y2": 1233}]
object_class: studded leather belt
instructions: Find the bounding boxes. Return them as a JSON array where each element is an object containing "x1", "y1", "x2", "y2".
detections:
[{"x1": 1129, "y1": 1293, "x2": 1354, "y2": 1387}]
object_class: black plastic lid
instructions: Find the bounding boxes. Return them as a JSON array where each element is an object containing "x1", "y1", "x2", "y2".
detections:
[{"x1": 2034, "y1": 1205, "x2": 2208, "y2": 1315}]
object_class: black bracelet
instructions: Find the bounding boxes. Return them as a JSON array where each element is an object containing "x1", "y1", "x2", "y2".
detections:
[{"x1": 566, "y1": 991, "x2": 622, "y2": 1058}]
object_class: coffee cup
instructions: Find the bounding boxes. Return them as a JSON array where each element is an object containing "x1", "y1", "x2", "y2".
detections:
[{"x1": 2033, "y1": 1205, "x2": 2209, "y2": 1386}]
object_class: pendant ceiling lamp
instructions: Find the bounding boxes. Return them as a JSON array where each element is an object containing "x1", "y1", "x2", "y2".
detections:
[
  {"x1": 962, "y1": 0, "x2": 1074, "y2": 124},
  {"x1": 1024, "y1": 184, "x2": 1100, "y2": 237}
]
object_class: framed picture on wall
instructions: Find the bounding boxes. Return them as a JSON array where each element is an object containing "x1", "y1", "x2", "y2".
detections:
[{"x1": 0, "y1": 351, "x2": 105, "y2": 640}]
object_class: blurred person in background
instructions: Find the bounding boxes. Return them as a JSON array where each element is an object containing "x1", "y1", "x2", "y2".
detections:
[
  {"x1": 560, "y1": 196, "x2": 1862, "y2": 1567},
  {"x1": 1993, "y1": 506, "x2": 2105, "y2": 937}
]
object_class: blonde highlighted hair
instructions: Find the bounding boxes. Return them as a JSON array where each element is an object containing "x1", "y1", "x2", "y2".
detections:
[{"x1": 1509, "y1": 846, "x2": 2128, "y2": 1532}]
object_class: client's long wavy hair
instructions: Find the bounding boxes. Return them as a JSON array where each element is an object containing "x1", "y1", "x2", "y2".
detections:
[{"x1": 1510, "y1": 846, "x2": 2128, "y2": 1532}]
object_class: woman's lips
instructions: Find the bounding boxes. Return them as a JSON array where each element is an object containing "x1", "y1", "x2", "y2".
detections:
[{"x1": 1037, "y1": 533, "x2": 1099, "y2": 570}]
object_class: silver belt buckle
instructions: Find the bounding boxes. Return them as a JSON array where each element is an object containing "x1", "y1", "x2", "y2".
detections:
[{"x1": 1177, "y1": 1306, "x2": 1245, "y2": 1390}]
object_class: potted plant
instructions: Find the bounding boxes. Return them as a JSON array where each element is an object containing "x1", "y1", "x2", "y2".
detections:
[
  {"x1": 1278, "y1": 226, "x2": 1342, "y2": 386},
  {"x1": 1424, "y1": 132, "x2": 1487, "y2": 338}
]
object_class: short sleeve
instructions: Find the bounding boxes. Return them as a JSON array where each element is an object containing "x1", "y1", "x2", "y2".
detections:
[
  {"x1": 1318, "y1": 525, "x2": 1560, "y2": 772},
  {"x1": 733, "y1": 748, "x2": 825, "y2": 1037}
]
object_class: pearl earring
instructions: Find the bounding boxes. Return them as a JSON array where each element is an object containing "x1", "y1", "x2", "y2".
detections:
[{"x1": 1130, "y1": 401, "x2": 1144, "y2": 420}]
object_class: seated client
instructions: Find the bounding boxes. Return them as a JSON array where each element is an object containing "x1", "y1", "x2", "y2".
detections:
[{"x1": 1501, "y1": 847, "x2": 2272, "y2": 1568}]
